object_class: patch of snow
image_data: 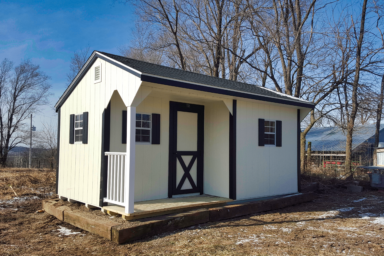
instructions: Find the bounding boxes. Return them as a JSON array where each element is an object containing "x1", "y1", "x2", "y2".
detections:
[
  {"x1": 280, "y1": 228, "x2": 292, "y2": 233},
  {"x1": 337, "y1": 207, "x2": 354, "y2": 212},
  {"x1": 371, "y1": 217, "x2": 384, "y2": 225},
  {"x1": 353, "y1": 198, "x2": 366, "y2": 203},
  {"x1": 236, "y1": 235, "x2": 259, "y2": 245},
  {"x1": 359, "y1": 213, "x2": 377, "y2": 219},
  {"x1": 0, "y1": 196, "x2": 40, "y2": 205},
  {"x1": 318, "y1": 211, "x2": 338, "y2": 219},
  {"x1": 338, "y1": 227, "x2": 358, "y2": 231},
  {"x1": 296, "y1": 221, "x2": 306, "y2": 227},
  {"x1": 57, "y1": 226, "x2": 81, "y2": 236},
  {"x1": 263, "y1": 225, "x2": 278, "y2": 230}
]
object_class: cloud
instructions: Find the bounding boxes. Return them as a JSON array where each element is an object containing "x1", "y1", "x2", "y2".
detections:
[{"x1": 0, "y1": 43, "x2": 28, "y2": 62}]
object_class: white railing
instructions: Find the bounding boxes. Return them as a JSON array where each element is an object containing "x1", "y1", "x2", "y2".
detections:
[{"x1": 104, "y1": 152, "x2": 126, "y2": 206}]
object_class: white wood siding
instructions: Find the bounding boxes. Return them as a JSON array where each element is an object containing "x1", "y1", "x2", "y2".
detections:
[
  {"x1": 204, "y1": 101, "x2": 230, "y2": 198},
  {"x1": 134, "y1": 96, "x2": 170, "y2": 202},
  {"x1": 110, "y1": 91, "x2": 126, "y2": 152},
  {"x1": 236, "y1": 100, "x2": 298, "y2": 200},
  {"x1": 134, "y1": 96, "x2": 231, "y2": 201},
  {"x1": 58, "y1": 58, "x2": 141, "y2": 206}
]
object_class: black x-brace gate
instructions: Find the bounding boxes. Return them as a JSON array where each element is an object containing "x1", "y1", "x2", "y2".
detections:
[{"x1": 168, "y1": 101, "x2": 204, "y2": 197}]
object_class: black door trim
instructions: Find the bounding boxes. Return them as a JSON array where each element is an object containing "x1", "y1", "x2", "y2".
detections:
[{"x1": 168, "y1": 101, "x2": 204, "y2": 197}]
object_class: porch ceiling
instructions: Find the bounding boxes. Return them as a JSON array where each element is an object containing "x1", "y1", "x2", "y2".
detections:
[{"x1": 143, "y1": 82, "x2": 228, "y2": 105}]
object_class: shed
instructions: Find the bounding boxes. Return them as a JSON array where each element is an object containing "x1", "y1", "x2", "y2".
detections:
[{"x1": 55, "y1": 51, "x2": 314, "y2": 216}]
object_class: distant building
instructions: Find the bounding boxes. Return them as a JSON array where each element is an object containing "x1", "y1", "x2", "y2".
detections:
[{"x1": 305, "y1": 125, "x2": 384, "y2": 167}]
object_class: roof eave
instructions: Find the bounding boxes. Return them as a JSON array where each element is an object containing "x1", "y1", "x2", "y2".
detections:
[{"x1": 141, "y1": 74, "x2": 315, "y2": 109}]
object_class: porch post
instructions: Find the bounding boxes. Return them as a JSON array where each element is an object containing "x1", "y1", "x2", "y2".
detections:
[{"x1": 125, "y1": 106, "x2": 136, "y2": 214}]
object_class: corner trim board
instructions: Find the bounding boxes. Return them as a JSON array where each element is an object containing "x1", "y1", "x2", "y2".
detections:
[
  {"x1": 56, "y1": 108, "x2": 60, "y2": 194},
  {"x1": 99, "y1": 103, "x2": 111, "y2": 207},
  {"x1": 297, "y1": 109, "x2": 301, "y2": 192},
  {"x1": 229, "y1": 100, "x2": 237, "y2": 200}
]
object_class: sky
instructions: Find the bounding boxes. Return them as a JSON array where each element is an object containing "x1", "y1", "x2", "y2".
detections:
[{"x1": 0, "y1": 0, "x2": 136, "y2": 137}]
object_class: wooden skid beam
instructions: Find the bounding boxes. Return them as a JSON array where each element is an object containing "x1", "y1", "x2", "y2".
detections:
[{"x1": 43, "y1": 193, "x2": 317, "y2": 244}]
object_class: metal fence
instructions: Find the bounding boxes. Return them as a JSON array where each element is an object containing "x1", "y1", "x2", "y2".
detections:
[{"x1": 6, "y1": 155, "x2": 55, "y2": 169}]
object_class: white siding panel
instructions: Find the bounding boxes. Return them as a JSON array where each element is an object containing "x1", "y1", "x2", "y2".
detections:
[
  {"x1": 134, "y1": 96, "x2": 170, "y2": 202},
  {"x1": 204, "y1": 101, "x2": 230, "y2": 198},
  {"x1": 110, "y1": 92, "x2": 126, "y2": 153},
  {"x1": 268, "y1": 104, "x2": 298, "y2": 195},
  {"x1": 236, "y1": 100, "x2": 298, "y2": 200}
]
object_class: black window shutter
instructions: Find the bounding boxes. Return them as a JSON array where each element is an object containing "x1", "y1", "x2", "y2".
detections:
[
  {"x1": 152, "y1": 113, "x2": 160, "y2": 144},
  {"x1": 122, "y1": 110, "x2": 127, "y2": 144},
  {"x1": 258, "y1": 118, "x2": 265, "y2": 146},
  {"x1": 69, "y1": 114, "x2": 75, "y2": 144},
  {"x1": 82, "y1": 112, "x2": 89, "y2": 144},
  {"x1": 276, "y1": 120, "x2": 282, "y2": 147}
]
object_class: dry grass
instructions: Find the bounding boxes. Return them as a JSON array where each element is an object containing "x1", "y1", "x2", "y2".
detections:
[
  {"x1": 302, "y1": 165, "x2": 372, "y2": 189},
  {"x1": 0, "y1": 168, "x2": 56, "y2": 200},
  {"x1": 1, "y1": 168, "x2": 383, "y2": 255}
]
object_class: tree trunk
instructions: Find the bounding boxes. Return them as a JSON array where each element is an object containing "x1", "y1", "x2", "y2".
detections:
[
  {"x1": 0, "y1": 153, "x2": 7, "y2": 167},
  {"x1": 374, "y1": 74, "x2": 384, "y2": 147},
  {"x1": 306, "y1": 141, "x2": 312, "y2": 173},
  {"x1": 300, "y1": 133, "x2": 306, "y2": 174},
  {"x1": 345, "y1": 0, "x2": 367, "y2": 174}
]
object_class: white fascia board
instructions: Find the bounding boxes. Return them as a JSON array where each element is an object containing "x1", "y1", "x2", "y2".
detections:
[
  {"x1": 55, "y1": 51, "x2": 142, "y2": 110},
  {"x1": 95, "y1": 52, "x2": 142, "y2": 76}
]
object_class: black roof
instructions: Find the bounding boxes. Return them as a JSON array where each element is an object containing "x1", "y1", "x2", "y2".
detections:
[
  {"x1": 55, "y1": 51, "x2": 314, "y2": 110},
  {"x1": 98, "y1": 51, "x2": 313, "y2": 106}
]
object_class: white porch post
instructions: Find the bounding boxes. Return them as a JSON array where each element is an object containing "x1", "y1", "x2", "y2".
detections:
[{"x1": 125, "y1": 106, "x2": 136, "y2": 214}]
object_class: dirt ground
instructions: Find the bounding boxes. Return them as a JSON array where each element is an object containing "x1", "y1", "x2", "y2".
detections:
[{"x1": 1, "y1": 168, "x2": 384, "y2": 255}]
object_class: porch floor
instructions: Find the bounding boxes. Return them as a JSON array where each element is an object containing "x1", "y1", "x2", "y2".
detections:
[{"x1": 103, "y1": 195, "x2": 232, "y2": 220}]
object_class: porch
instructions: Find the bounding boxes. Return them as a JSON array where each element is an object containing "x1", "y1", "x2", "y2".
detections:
[
  {"x1": 103, "y1": 194, "x2": 232, "y2": 220},
  {"x1": 102, "y1": 151, "x2": 232, "y2": 220},
  {"x1": 102, "y1": 84, "x2": 234, "y2": 215}
]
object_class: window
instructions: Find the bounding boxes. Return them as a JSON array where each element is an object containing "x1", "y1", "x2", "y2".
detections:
[
  {"x1": 136, "y1": 113, "x2": 151, "y2": 143},
  {"x1": 75, "y1": 114, "x2": 83, "y2": 143},
  {"x1": 264, "y1": 120, "x2": 275, "y2": 145},
  {"x1": 94, "y1": 63, "x2": 101, "y2": 83}
]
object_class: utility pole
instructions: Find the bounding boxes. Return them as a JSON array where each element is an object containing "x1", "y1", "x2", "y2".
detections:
[{"x1": 29, "y1": 114, "x2": 32, "y2": 168}]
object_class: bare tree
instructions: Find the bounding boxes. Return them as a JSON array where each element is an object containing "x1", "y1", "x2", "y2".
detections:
[
  {"x1": 124, "y1": 0, "x2": 384, "y2": 174},
  {"x1": 125, "y1": 0, "x2": 256, "y2": 81},
  {"x1": 66, "y1": 46, "x2": 91, "y2": 84},
  {"x1": 0, "y1": 59, "x2": 51, "y2": 167},
  {"x1": 33, "y1": 122, "x2": 57, "y2": 168},
  {"x1": 344, "y1": 0, "x2": 367, "y2": 173},
  {"x1": 375, "y1": 75, "x2": 384, "y2": 147},
  {"x1": 374, "y1": 0, "x2": 384, "y2": 148}
]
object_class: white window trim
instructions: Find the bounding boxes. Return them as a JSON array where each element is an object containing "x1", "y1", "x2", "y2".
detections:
[
  {"x1": 94, "y1": 63, "x2": 102, "y2": 83},
  {"x1": 264, "y1": 119, "x2": 276, "y2": 146},
  {"x1": 135, "y1": 113, "x2": 151, "y2": 144},
  {"x1": 74, "y1": 113, "x2": 83, "y2": 144}
]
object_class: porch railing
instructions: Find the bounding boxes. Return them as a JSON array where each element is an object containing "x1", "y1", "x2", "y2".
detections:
[{"x1": 104, "y1": 152, "x2": 125, "y2": 206}]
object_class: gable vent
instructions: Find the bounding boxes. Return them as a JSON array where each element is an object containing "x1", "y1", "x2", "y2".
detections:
[
  {"x1": 95, "y1": 66, "x2": 100, "y2": 81},
  {"x1": 95, "y1": 64, "x2": 101, "y2": 83}
]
